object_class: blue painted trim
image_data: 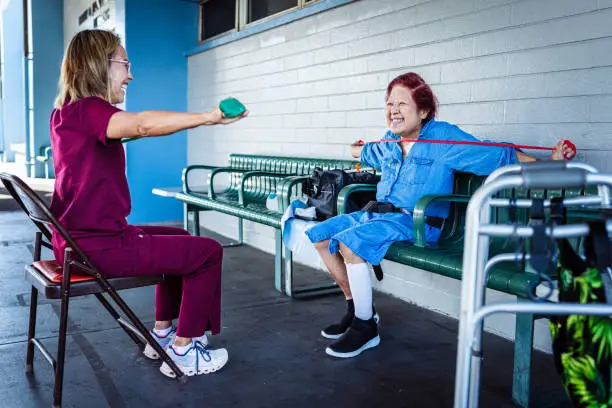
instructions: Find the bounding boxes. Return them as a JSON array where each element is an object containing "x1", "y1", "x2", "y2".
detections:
[{"x1": 186, "y1": 0, "x2": 357, "y2": 56}]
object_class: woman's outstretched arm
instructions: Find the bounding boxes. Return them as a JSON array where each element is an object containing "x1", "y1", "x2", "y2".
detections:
[
  {"x1": 516, "y1": 140, "x2": 576, "y2": 162},
  {"x1": 106, "y1": 107, "x2": 248, "y2": 139}
]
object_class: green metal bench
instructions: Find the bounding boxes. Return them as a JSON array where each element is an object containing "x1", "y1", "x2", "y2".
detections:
[
  {"x1": 35, "y1": 145, "x2": 53, "y2": 179},
  {"x1": 338, "y1": 172, "x2": 596, "y2": 408},
  {"x1": 175, "y1": 154, "x2": 359, "y2": 298}
]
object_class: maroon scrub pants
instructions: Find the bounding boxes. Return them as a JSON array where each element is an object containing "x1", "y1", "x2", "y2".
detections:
[{"x1": 86, "y1": 226, "x2": 222, "y2": 338}]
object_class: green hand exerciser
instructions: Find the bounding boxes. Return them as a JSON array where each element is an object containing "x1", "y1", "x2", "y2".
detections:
[{"x1": 219, "y1": 97, "x2": 247, "y2": 118}]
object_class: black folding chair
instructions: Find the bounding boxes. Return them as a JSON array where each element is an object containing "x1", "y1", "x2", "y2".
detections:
[{"x1": 0, "y1": 173, "x2": 187, "y2": 407}]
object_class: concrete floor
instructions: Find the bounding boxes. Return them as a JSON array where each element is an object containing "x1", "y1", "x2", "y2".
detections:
[{"x1": 0, "y1": 207, "x2": 572, "y2": 408}]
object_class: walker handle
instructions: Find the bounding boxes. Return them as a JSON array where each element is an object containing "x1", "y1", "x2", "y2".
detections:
[
  {"x1": 520, "y1": 161, "x2": 567, "y2": 172},
  {"x1": 522, "y1": 168, "x2": 587, "y2": 189}
]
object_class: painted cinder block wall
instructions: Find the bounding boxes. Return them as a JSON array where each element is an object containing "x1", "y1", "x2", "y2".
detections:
[{"x1": 186, "y1": 0, "x2": 612, "y2": 351}]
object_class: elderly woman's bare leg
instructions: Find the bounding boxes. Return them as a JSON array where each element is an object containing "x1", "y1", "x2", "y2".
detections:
[{"x1": 313, "y1": 239, "x2": 352, "y2": 299}]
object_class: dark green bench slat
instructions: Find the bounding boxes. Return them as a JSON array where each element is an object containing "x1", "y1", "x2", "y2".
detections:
[
  {"x1": 385, "y1": 243, "x2": 539, "y2": 297},
  {"x1": 177, "y1": 192, "x2": 281, "y2": 228}
]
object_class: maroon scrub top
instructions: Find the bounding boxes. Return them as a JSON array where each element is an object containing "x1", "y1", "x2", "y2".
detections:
[{"x1": 49, "y1": 96, "x2": 142, "y2": 260}]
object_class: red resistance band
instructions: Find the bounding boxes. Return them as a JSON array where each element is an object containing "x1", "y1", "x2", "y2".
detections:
[{"x1": 357, "y1": 139, "x2": 576, "y2": 160}]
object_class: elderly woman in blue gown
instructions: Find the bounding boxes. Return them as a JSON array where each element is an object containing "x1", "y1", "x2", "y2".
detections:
[{"x1": 306, "y1": 72, "x2": 576, "y2": 359}]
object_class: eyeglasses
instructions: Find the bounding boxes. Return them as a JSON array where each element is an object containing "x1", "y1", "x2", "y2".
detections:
[{"x1": 108, "y1": 58, "x2": 131, "y2": 72}]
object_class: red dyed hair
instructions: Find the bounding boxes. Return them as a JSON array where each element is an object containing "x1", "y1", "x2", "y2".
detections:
[{"x1": 385, "y1": 72, "x2": 437, "y2": 123}]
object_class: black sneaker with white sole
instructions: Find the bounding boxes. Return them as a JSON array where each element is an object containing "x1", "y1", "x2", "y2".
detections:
[
  {"x1": 321, "y1": 306, "x2": 379, "y2": 340},
  {"x1": 325, "y1": 316, "x2": 380, "y2": 358}
]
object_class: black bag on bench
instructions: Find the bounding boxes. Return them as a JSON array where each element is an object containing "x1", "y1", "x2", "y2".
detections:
[{"x1": 302, "y1": 167, "x2": 377, "y2": 221}]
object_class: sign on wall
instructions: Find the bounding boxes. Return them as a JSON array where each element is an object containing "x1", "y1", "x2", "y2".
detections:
[
  {"x1": 64, "y1": 0, "x2": 119, "y2": 48},
  {"x1": 76, "y1": 0, "x2": 115, "y2": 30}
]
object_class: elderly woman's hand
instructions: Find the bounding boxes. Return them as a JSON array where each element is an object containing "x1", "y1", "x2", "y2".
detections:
[
  {"x1": 350, "y1": 140, "x2": 365, "y2": 158},
  {"x1": 552, "y1": 140, "x2": 576, "y2": 161}
]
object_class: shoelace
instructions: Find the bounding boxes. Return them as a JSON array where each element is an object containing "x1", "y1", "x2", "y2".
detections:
[
  {"x1": 193, "y1": 340, "x2": 212, "y2": 372},
  {"x1": 171, "y1": 340, "x2": 212, "y2": 372}
]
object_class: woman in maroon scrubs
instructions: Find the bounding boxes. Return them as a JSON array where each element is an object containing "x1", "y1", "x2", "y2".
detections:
[{"x1": 50, "y1": 29, "x2": 247, "y2": 378}]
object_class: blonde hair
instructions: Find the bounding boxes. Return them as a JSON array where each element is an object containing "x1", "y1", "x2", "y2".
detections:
[{"x1": 54, "y1": 29, "x2": 121, "y2": 109}]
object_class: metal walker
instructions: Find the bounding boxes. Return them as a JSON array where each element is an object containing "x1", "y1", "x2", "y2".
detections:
[{"x1": 453, "y1": 161, "x2": 612, "y2": 407}]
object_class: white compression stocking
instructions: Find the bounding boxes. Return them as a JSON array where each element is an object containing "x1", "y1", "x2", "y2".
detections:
[{"x1": 345, "y1": 262, "x2": 373, "y2": 320}]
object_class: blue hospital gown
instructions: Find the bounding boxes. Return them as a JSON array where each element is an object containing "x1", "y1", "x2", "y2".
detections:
[{"x1": 304, "y1": 119, "x2": 519, "y2": 265}]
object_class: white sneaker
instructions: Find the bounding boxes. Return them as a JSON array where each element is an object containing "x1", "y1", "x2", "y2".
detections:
[
  {"x1": 143, "y1": 328, "x2": 209, "y2": 360},
  {"x1": 159, "y1": 340, "x2": 228, "y2": 378},
  {"x1": 143, "y1": 327, "x2": 176, "y2": 360}
]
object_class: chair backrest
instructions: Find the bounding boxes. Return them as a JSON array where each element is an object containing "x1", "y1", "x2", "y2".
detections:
[{"x1": 0, "y1": 172, "x2": 93, "y2": 268}]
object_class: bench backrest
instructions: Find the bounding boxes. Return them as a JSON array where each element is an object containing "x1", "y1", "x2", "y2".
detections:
[
  {"x1": 225, "y1": 154, "x2": 359, "y2": 204},
  {"x1": 437, "y1": 172, "x2": 487, "y2": 246},
  {"x1": 490, "y1": 185, "x2": 596, "y2": 253},
  {"x1": 439, "y1": 171, "x2": 597, "y2": 251}
]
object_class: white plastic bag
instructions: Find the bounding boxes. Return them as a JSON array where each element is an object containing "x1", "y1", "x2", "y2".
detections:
[{"x1": 280, "y1": 199, "x2": 326, "y2": 271}]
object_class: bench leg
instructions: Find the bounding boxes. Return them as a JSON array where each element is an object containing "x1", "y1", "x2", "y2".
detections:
[
  {"x1": 193, "y1": 208, "x2": 201, "y2": 236},
  {"x1": 275, "y1": 229, "x2": 283, "y2": 293},
  {"x1": 183, "y1": 203, "x2": 190, "y2": 233},
  {"x1": 283, "y1": 243, "x2": 293, "y2": 296},
  {"x1": 185, "y1": 204, "x2": 201, "y2": 236},
  {"x1": 188, "y1": 207, "x2": 243, "y2": 247},
  {"x1": 235, "y1": 218, "x2": 244, "y2": 246},
  {"x1": 513, "y1": 302, "x2": 534, "y2": 408},
  {"x1": 281, "y1": 233, "x2": 340, "y2": 299},
  {"x1": 220, "y1": 218, "x2": 243, "y2": 248}
]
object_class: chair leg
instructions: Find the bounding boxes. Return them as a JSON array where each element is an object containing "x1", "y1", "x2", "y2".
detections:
[
  {"x1": 25, "y1": 286, "x2": 38, "y2": 373},
  {"x1": 512, "y1": 308, "x2": 534, "y2": 408},
  {"x1": 92, "y1": 274, "x2": 187, "y2": 382},
  {"x1": 53, "y1": 285, "x2": 70, "y2": 408},
  {"x1": 53, "y1": 249, "x2": 74, "y2": 408}
]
